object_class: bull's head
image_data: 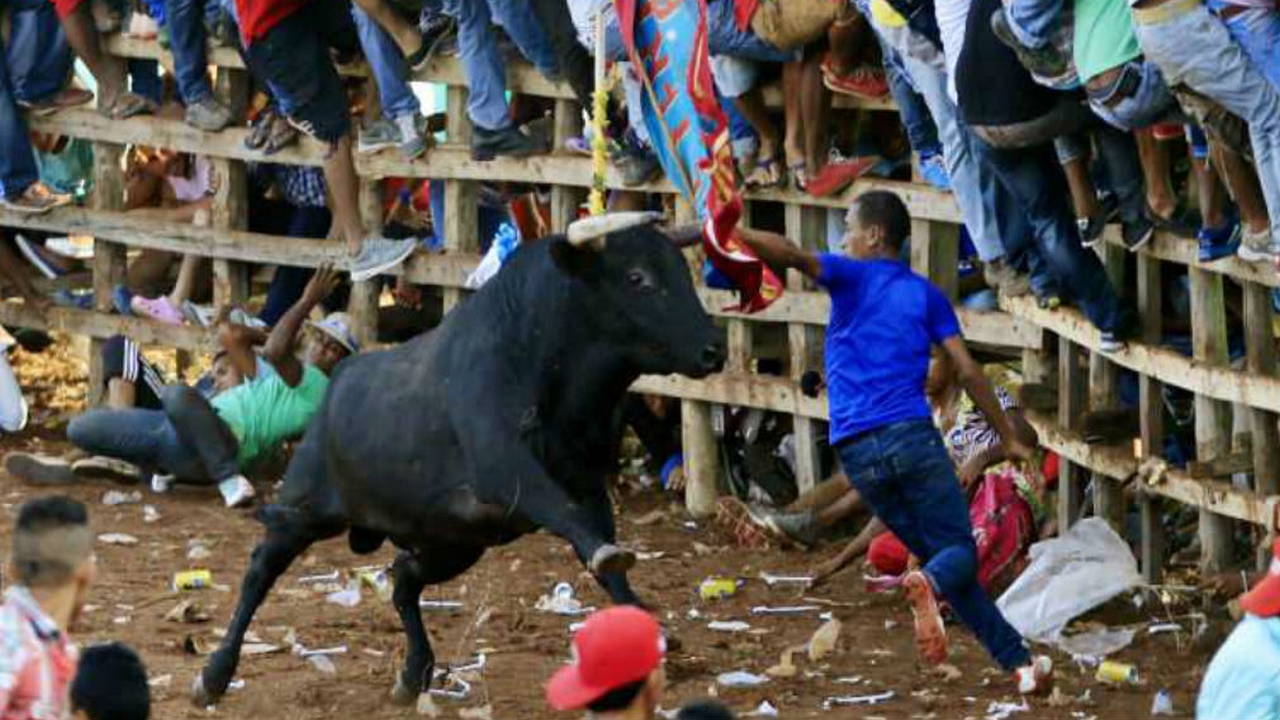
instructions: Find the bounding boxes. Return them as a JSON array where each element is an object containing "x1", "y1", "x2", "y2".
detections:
[{"x1": 551, "y1": 212, "x2": 726, "y2": 378}]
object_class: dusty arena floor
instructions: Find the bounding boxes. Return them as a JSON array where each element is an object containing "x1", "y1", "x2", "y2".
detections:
[{"x1": 0, "y1": 340, "x2": 1218, "y2": 719}]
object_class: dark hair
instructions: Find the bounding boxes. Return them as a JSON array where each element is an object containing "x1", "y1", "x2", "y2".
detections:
[
  {"x1": 13, "y1": 497, "x2": 89, "y2": 586},
  {"x1": 71, "y1": 643, "x2": 150, "y2": 720},
  {"x1": 585, "y1": 679, "x2": 647, "y2": 713},
  {"x1": 676, "y1": 700, "x2": 738, "y2": 720},
  {"x1": 854, "y1": 190, "x2": 911, "y2": 251}
]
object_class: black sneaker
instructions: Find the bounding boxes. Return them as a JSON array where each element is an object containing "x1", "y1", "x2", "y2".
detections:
[
  {"x1": 1144, "y1": 203, "x2": 1199, "y2": 239},
  {"x1": 1099, "y1": 330, "x2": 1126, "y2": 353},
  {"x1": 1122, "y1": 216, "x2": 1155, "y2": 251},
  {"x1": 990, "y1": 8, "x2": 1069, "y2": 79},
  {"x1": 1077, "y1": 215, "x2": 1104, "y2": 248},
  {"x1": 472, "y1": 126, "x2": 545, "y2": 161}
]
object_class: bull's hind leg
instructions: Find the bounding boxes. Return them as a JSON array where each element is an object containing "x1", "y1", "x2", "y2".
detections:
[
  {"x1": 192, "y1": 507, "x2": 345, "y2": 706},
  {"x1": 389, "y1": 545, "x2": 485, "y2": 705}
]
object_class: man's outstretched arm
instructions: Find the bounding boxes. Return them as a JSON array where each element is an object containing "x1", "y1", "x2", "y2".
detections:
[{"x1": 738, "y1": 227, "x2": 822, "y2": 280}]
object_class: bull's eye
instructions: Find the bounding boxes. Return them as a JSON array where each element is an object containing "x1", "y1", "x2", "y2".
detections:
[{"x1": 627, "y1": 269, "x2": 647, "y2": 288}]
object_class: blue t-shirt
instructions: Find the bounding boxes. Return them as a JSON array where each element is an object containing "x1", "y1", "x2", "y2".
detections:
[
  {"x1": 1197, "y1": 614, "x2": 1280, "y2": 720},
  {"x1": 818, "y1": 254, "x2": 961, "y2": 444}
]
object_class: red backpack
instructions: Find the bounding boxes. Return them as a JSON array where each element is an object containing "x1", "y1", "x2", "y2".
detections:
[{"x1": 969, "y1": 468, "x2": 1037, "y2": 592}]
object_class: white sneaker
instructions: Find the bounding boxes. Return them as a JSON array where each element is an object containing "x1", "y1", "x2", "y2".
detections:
[
  {"x1": 1237, "y1": 227, "x2": 1277, "y2": 263},
  {"x1": 151, "y1": 473, "x2": 175, "y2": 494},
  {"x1": 218, "y1": 475, "x2": 256, "y2": 508}
]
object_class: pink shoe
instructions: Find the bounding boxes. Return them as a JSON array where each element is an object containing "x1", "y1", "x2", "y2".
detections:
[{"x1": 130, "y1": 296, "x2": 184, "y2": 325}]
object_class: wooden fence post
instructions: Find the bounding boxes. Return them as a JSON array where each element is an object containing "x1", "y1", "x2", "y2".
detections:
[
  {"x1": 1191, "y1": 267, "x2": 1235, "y2": 571},
  {"x1": 1091, "y1": 245, "x2": 1126, "y2": 530},
  {"x1": 347, "y1": 180, "x2": 384, "y2": 349},
  {"x1": 550, "y1": 99, "x2": 585, "y2": 233},
  {"x1": 1058, "y1": 335, "x2": 1086, "y2": 531},
  {"x1": 442, "y1": 86, "x2": 478, "y2": 314},
  {"x1": 1137, "y1": 254, "x2": 1165, "y2": 582},
  {"x1": 785, "y1": 203, "x2": 827, "y2": 494},
  {"x1": 89, "y1": 142, "x2": 127, "y2": 407}
]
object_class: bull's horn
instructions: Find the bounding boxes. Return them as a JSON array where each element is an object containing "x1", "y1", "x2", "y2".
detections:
[
  {"x1": 661, "y1": 223, "x2": 703, "y2": 248},
  {"x1": 566, "y1": 211, "x2": 663, "y2": 248}
]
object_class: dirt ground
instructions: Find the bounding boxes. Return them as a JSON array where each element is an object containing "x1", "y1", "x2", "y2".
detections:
[{"x1": 0, "y1": 339, "x2": 1222, "y2": 719}]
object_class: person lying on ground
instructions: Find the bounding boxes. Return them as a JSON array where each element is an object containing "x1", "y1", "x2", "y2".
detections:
[
  {"x1": 70, "y1": 643, "x2": 150, "y2": 720},
  {"x1": 753, "y1": 349, "x2": 1044, "y2": 589},
  {"x1": 738, "y1": 189, "x2": 1052, "y2": 693},
  {"x1": 1197, "y1": 539, "x2": 1280, "y2": 720},
  {"x1": 12, "y1": 267, "x2": 354, "y2": 507},
  {"x1": 0, "y1": 496, "x2": 94, "y2": 720}
]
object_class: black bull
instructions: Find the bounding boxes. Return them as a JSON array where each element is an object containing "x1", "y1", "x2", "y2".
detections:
[{"x1": 192, "y1": 223, "x2": 726, "y2": 706}]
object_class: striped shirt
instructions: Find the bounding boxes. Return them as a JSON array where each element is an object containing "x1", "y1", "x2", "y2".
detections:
[{"x1": 0, "y1": 587, "x2": 77, "y2": 720}]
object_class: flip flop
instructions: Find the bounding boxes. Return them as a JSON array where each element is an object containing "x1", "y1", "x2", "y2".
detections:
[
  {"x1": 264, "y1": 116, "x2": 300, "y2": 155},
  {"x1": 245, "y1": 111, "x2": 275, "y2": 150},
  {"x1": 789, "y1": 162, "x2": 808, "y2": 192},
  {"x1": 100, "y1": 92, "x2": 156, "y2": 120},
  {"x1": 745, "y1": 157, "x2": 784, "y2": 189}
]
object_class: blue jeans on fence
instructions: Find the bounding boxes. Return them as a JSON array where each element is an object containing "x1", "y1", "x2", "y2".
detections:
[
  {"x1": 0, "y1": 3, "x2": 38, "y2": 199},
  {"x1": 163, "y1": 0, "x2": 214, "y2": 104},
  {"x1": 1006, "y1": 0, "x2": 1063, "y2": 49},
  {"x1": 7, "y1": 0, "x2": 71, "y2": 103},
  {"x1": 352, "y1": 5, "x2": 421, "y2": 121},
  {"x1": 67, "y1": 385, "x2": 240, "y2": 483},
  {"x1": 974, "y1": 138, "x2": 1126, "y2": 332},
  {"x1": 837, "y1": 419, "x2": 1030, "y2": 671},
  {"x1": 1134, "y1": 4, "x2": 1280, "y2": 247},
  {"x1": 899, "y1": 54, "x2": 1007, "y2": 264},
  {"x1": 1214, "y1": 5, "x2": 1280, "y2": 90},
  {"x1": 881, "y1": 39, "x2": 941, "y2": 160},
  {"x1": 443, "y1": 0, "x2": 558, "y2": 131},
  {"x1": 1055, "y1": 119, "x2": 1146, "y2": 227}
]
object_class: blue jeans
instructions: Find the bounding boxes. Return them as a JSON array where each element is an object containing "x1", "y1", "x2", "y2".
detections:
[
  {"x1": 877, "y1": 32, "x2": 940, "y2": 160},
  {"x1": 837, "y1": 419, "x2": 1030, "y2": 671},
  {"x1": 1134, "y1": 4, "x2": 1280, "y2": 246},
  {"x1": 902, "y1": 55, "x2": 1005, "y2": 263},
  {"x1": 0, "y1": 1, "x2": 39, "y2": 198},
  {"x1": 6, "y1": 0, "x2": 71, "y2": 102},
  {"x1": 1055, "y1": 119, "x2": 1146, "y2": 226},
  {"x1": 352, "y1": 5, "x2": 421, "y2": 120},
  {"x1": 1006, "y1": 0, "x2": 1063, "y2": 49},
  {"x1": 1216, "y1": 6, "x2": 1280, "y2": 90},
  {"x1": 721, "y1": 93, "x2": 758, "y2": 159},
  {"x1": 164, "y1": 0, "x2": 214, "y2": 104},
  {"x1": 706, "y1": 0, "x2": 796, "y2": 61},
  {"x1": 974, "y1": 139, "x2": 1127, "y2": 332},
  {"x1": 444, "y1": 0, "x2": 558, "y2": 131},
  {"x1": 67, "y1": 385, "x2": 240, "y2": 483}
]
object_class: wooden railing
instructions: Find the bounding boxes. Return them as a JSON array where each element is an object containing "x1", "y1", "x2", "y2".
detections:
[{"x1": 6, "y1": 36, "x2": 1278, "y2": 581}]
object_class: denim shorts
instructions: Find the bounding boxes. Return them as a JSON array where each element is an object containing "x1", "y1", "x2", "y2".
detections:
[
  {"x1": 706, "y1": 0, "x2": 799, "y2": 62},
  {"x1": 245, "y1": 0, "x2": 355, "y2": 143},
  {"x1": 1086, "y1": 59, "x2": 1178, "y2": 131}
]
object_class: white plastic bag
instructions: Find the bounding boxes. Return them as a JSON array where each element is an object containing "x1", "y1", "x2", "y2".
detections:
[{"x1": 996, "y1": 518, "x2": 1143, "y2": 643}]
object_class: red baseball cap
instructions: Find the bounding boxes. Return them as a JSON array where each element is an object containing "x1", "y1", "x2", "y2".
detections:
[
  {"x1": 545, "y1": 606, "x2": 665, "y2": 711},
  {"x1": 1241, "y1": 539, "x2": 1280, "y2": 617}
]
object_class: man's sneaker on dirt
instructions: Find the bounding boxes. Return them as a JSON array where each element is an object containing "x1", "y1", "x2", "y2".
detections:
[
  {"x1": 218, "y1": 475, "x2": 256, "y2": 508},
  {"x1": 1198, "y1": 221, "x2": 1241, "y2": 263},
  {"x1": 185, "y1": 97, "x2": 234, "y2": 132},
  {"x1": 358, "y1": 119, "x2": 401, "y2": 154},
  {"x1": 903, "y1": 570, "x2": 948, "y2": 664},
  {"x1": 4, "y1": 452, "x2": 74, "y2": 485},
  {"x1": 1237, "y1": 226, "x2": 1277, "y2": 263},
  {"x1": 349, "y1": 237, "x2": 418, "y2": 282},
  {"x1": 990, "y1": 9, "x2": 1068, "y2": 79},
  {"x1": 471, "y1": 125, "x2": 544, "y2": 161},
  {"x1": 71, "y1": 455, "x2": 141, "y2": 484},
  {"x1": 1014, "y1": 655, "x2": 1054, "y2": 695},
  {"x1": 151, "y1": 473, "x2": 175, "y2": 494},
  {"x1": 0, "y1": 182, "x2": 71, "y2": 214},
  {"x1": 756, "y1": 510, "x2": 821, "y2": 548}
]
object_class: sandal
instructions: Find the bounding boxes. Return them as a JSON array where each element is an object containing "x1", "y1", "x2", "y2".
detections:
[
  {"x1": 745, "y1": 157, "x2": 785, "y2": 189},
  {"x1": 264, "y1": 115, "x2": 300, "y2": 155},
  {"x1": 789, "y1": 162, "x2": 809, "y2": 192},
  {"x1": 100, "y1": 92, "x2": 156, "y2": 120},
  {"x1": 245, "y1": 110, "x2": 275, "y2": 150}
]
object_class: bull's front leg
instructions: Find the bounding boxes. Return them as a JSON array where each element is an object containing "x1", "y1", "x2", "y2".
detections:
[{"x1": 580, "y1": 486, "x2": 643, "y2": 606}]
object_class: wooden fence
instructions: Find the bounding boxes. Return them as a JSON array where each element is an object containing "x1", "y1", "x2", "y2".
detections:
[{"x1": 5, "y1": 35, "x2": 1278, "y2": 582}]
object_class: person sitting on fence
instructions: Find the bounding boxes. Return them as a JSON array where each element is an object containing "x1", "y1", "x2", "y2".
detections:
[
  {"x1": 50, "y1": 266, "x2": 350, "y2": 507},
  {"x1": 739, "y1": 189, "x2": 1053, "y2": 693},
  {"x1": 753, "y1": 349, "x2": 1044, "y2": 592},
  {"x1": 229, "y1": 0, "x2": 417, "y2": 282},
  {"x1": 351, "y1": 0, "x2": 433, "y2": 161},
  {"x1": 1197, "y1": 538, "x2": 1280, "y2": 720},
  {"x1": 162, "y1": 0, "x2": 236, "y2": 131},
  {"x1": 46, "y1": 0, "x2": 157, "y2": 118},
  {"x1": 0, "y1": 496, "x2": 94, "y2": 720}
]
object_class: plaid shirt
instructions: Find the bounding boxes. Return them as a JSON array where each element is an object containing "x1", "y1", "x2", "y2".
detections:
[
  {"x1": 0, "y1": 587, "x2": 77, "y2": 720},
  {"x1": 277, "y1": 166, "x2": 328, "y2": 209}
]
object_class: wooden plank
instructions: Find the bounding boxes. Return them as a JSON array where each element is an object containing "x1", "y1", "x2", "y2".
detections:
[
  {"x1": 1058, "y1": 335, "x2": 1087, "y2": 531},
  {"x1": 1245, "y1": 282, "x2": 1280, "y2": 495},
  {"x1": 88, "y1": 141, "x2": 126, "y2": 407},
  {"x1": 1190, "y1": 266, "x2": 1235, "y2": 571},
  {"x1": 785, "y1": 204, "x2": 827, "y2": 494},
  {"x1": 910, "y1": 218, "x2": 959, "y2": 301},
  {"x1": 442, "y1": 87, "x2": 479, "y2": 314},
  {"x1": 210, "y1": 157, "x2": 250, "y2": 309},
  {"x1": 1137, "y1": 253, "x2": 1165, "y2": 583},
  {"x1": 1091, "y1": 244, "x2": 1126, "y2": 530},
  {"x1": 631, "y1": 372, "x2": 827, "y2": 419},
  {"x1": 1001, "y1": 295, "x2": 1280, "y2": 415},
  {"x1": 682, "y1": 400, "x2": 720, "y2": 518},
  {"x1": 550, "y1": 99, "x2": 584, "y2": 233},
  {"x1": 348, "y1": 180, "x2": 384, "y2": 347}
]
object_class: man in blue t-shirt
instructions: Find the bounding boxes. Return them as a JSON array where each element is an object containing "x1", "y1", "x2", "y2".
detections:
[{"x1": 740, "y1": 190, "x2": 1052, "y2": 695}]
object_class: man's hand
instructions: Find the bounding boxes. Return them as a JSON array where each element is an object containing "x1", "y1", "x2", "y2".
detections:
[
  {"x1": 302, "y1": 264, "x2": 341, "y2": 307},
  {"x1": 957, "y1": 455, "x2": 986, "y2": 489},
  {"x1": 808, "y1": 555, "x2": 847, "y2": 590}
]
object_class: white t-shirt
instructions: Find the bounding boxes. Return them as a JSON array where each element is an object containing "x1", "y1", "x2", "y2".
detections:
[{"x1": 934, "y1": 0, "x2": 970, "y2": 102}]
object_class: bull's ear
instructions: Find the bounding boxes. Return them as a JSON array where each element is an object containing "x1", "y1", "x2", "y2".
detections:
[{"x1": 549, "y1": 236, "x2": 600, "y2": 277}]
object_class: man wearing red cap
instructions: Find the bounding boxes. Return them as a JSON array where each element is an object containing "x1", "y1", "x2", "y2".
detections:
[
  {"x1": 1198, "y1": 540, "x2": 1280, "y2": 720},
  {"x1": 546, "y1": 607, "x2": 667, "y2": 719}
]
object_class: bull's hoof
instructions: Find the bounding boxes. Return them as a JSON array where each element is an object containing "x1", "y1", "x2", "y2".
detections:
[
  {"x1": 589, "y1": 544, "x2": 636, "y2": 576},
  {"x1": 190, "y1": 672, "x2": 221, "y2": 708},
  {"x1": 390, "y1": 677, "x2": 419, "y2": 706}
]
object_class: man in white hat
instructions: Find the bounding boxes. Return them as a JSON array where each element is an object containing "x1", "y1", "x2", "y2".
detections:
[{"x1": 51, "y1": 266, "x2": 356, "y2": 508}]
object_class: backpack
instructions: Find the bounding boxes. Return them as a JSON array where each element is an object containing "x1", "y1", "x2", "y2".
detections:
[{"x1": 969, "y1": 468, "x2": 1036, "y2": 592}]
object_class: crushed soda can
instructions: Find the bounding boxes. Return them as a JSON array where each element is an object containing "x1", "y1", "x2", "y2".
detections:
[
  {"x1": 1095, "y1": 660, "x2": 1138, "y2": 685},
  {"x1": 698, "y1": 577, "x2": 739, "y2": 601},
  {"x1": 358, "y1": 569, "x2": 392, "y2": 602},
  {"x1": 173, "y1": 569, "x2": 212, "y2": 591}
]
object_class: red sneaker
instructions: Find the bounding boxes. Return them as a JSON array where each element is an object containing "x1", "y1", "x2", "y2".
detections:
[
  {"x1": 806, "y1": 156, "x2": 878, "y2": 198},
  {"x1": 822, "y1": 61, "x2": 890, "y2": 99},
  {"x1": 1014, "y1": 655, "x2": 1054, "y2": 695},
  {"x1": 903, "y1": 571, "x2": 948, "y2": 665}
]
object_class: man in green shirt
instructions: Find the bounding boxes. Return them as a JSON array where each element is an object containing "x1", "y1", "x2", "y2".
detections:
[
  {"x1": 62, "y1": 265, "x2": 355, "y2": 507},
  {"x1": 1071, "y1": 0, "x2": 1175, "y2": 132}
]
